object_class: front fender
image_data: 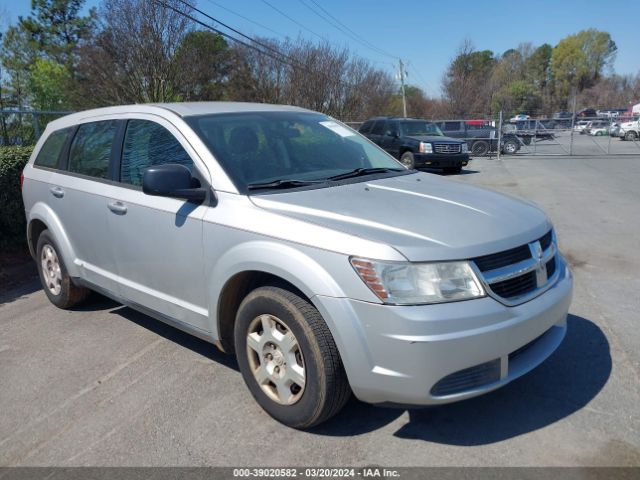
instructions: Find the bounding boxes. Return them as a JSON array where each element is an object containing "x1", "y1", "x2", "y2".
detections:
[
  {"x1": 207, "y1": 240, "x2": 347, "y2": 336},
  {"x1": 27, "y1": 202, "x2": 79, "y2": 277}
]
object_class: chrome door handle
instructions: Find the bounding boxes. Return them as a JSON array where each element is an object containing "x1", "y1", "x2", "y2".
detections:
[
  {"x1": 108, "y1": 201, "x2": 127, "y2": 215},
  {"x1": 50, "y1": 186, "x2": 64, "y2": 198}
]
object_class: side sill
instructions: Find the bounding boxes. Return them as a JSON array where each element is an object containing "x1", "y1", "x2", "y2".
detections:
[{"x1": 73, "y1": 277, "x2": 219, "y2": 347}]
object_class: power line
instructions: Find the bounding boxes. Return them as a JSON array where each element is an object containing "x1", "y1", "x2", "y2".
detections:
[
  {"x1": 202, "y1": 0, "x2": 285, "y2": 39},
  {"x1": 302, "y1": 0, "x2": 397, "y2": 60},
  {"x1": 152, "y1": 0, "x2": 366, "y2": 92},
  {"x1": 259, "y1": 0, "x2": 328, "y2": 43}
]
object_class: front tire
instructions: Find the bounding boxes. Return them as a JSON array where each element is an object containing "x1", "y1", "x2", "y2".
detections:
[
  {"x1": 400, "y1": 151, "x2": 415, "y2": 169},
  {"x1": 36, "y1": 230, "x2": 90, "y2": 309},
  {"x1": 625, "y1": 131, "x2": 638, "y2": 141},
  {"x1": 234, "y1": 286, "x2": 351, "y2": 428}
]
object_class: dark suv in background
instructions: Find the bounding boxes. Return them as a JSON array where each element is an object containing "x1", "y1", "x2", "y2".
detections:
[{"x1": 359, "y1": 117, "x2": 470, "y2": 173}]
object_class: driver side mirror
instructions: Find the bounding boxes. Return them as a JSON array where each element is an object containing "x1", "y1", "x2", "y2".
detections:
[{"x1": 142, "y1": 164, "x2": 206, "y2": 202}]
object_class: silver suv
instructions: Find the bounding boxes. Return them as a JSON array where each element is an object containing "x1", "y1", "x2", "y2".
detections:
[{"x1": 22, "y1": 102, "x2": 573, "y2": 428}]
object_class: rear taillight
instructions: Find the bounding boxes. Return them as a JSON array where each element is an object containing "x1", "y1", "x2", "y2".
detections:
[{"x1": 20, "y1": 172, "x2": 25, "y2": 188}]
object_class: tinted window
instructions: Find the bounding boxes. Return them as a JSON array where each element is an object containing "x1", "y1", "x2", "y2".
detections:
[
  {"x1": 359, "y1": 120, "x2": 374, "y2": 134},
  {"x1": 68, "y1": 121, "x2": 118, "y2": 179},
  {"x1": 370, "y1": 120, "x2": 386, "y2": 135},
  {"x1": 443, "y1": 121, "x2": 462, "y2": 131},
  {"x1": 34, "y1": 128, "x2": 71, "y2": 168},
  {"x1": 386, "y1": 122, "x2": 399, "y2": 136},
  {"x1": 120, "y1": 120, "x2": 193, "y2": 186}
]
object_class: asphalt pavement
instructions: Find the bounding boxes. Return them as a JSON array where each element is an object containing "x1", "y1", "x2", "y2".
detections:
[{"x1": 1, "y1": 154, "x2": 638, "y2": 466}]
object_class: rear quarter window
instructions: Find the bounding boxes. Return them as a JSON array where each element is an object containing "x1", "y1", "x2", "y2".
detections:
[{"x1": 34, "y1": 128, "x2": 72, "y2": 168}]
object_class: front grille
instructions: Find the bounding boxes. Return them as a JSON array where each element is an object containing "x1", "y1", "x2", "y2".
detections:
[
  {"x1": 472, "y1": 229, "x2": 557, "y2": 304},
  {"x1": 474, "y1": 245, "x2": 531, "y2": 272},
  {"x1": 539, "y1": 230, "x2": 553, "y2": 250},
  {"x1": 490, "y1": 271, "x2": 537, "y2": 298},
  {"x1": 546, "y1": 256, "x2": 556, "y2": 278},
  {"x1": 434, "y1": 143, "x2": 461, "y2": 154},
  {"x1": 431, "y1": 359, "x2": 501, "y2": 396}
]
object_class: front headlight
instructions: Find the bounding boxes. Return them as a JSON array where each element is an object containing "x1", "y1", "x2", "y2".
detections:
[
  {"x1": 461, "y1": 143, "x2": 468, "y2": 153},
  {"x1": 419, "y1": 142, "x2": 432, "y2": 153},
  {"x1": 350, "y1": 257, "x2": 485, "y2": 305}
]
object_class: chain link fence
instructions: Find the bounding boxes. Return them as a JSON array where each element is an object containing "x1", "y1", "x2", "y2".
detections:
[
  {"x1": 346, "y1": 110, "x2": 640, "y2": 157},
  {"x1": 0, "y1": 110, "x2": 73, "y2": 146}
]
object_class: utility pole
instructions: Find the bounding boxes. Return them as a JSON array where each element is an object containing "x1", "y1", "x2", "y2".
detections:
[{"x1": 397, "y1": 59, "x2": 407, "y2": 118}]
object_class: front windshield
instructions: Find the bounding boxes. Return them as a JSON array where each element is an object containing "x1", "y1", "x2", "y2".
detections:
[
  {"x1": 399, "y1": 121, "x2": 443, "y2": 137},
  {"x1": 187, "y1": 111, "x2": 406, "y2": 192}
]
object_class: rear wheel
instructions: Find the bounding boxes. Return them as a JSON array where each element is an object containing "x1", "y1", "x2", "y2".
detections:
[
  {"x1": 502, "y1": 139, "x2": 519, "y2": 155},
  {"x1": 234, "y1": 286, "x2": 351, "y2": 428},
  {"x1": 625, "y1": 131, "x2": 638, "y2": 141},
  {"x1": 471, "y1": 140, "x2": 489, "y2": 156},
  {"x1": 36, "y1": 230, "x2": 90, "y2": 309},
  {"x1": 400, "y1": 151, "x2": 415, "y2": 169}
]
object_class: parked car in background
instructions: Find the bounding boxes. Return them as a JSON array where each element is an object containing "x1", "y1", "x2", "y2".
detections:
[
  {"x1": 577, "y1": 108, "x2": 598, "y2": 119},
  {"x1": 589, "y1": 123, "x2": 610, "y2": 136},
  {"x1": 433, "y1": 119, "x2": 520, "y2": 156},
  {"x1": 616, "y1": 118, "x2": 640, "y2": 141},
  {"x1": 552, "y1": 111, "x2": 574, "y2": 129},
  {"x1": 584, "y1": 120, "x2": 609, "y2": 136},
  {"x1": 510, "y1": 114, "x2": 530, "y2": 122},
  {"x1": 573, "y1": 121, "x2": 590, "y2": 133},
  {"x1": 21, "y1": 102, "x2": 573, "y2": 428},
  {"x1": 359, "y1": 117, "x2": 469, "y2": 173}
]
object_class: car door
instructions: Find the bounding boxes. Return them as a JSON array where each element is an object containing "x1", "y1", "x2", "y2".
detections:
[
  {"x1": 368, "y1": 120, "x2": 386, "y2": 146},
  {"x1": 107, "y1": 117, "x2": 210, "y2": 331},
  {"x1": 379, "y1": 121, "x2": 401, "y2": 158},
  {"x1": 47, "y1": 120, "x2": 120, "y2": 293}
]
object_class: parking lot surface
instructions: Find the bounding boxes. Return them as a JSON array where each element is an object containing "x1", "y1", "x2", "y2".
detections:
[{"x1": 1, "y1": 155, "x2": 639, "y2": 466}]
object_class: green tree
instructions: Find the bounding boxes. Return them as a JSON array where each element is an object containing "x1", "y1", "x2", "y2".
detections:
[
  {"x1": 551, "y1": 29, "x2": 617, "y2": 106},
  {"x1": 19, "y1": 0, "x2": 96, "y2": 69},
  {"x1": 173, "y1": 30, "x2": 232, "y2": 101},
  {"x1": 28, "y1": 58, "x2": 72, "y2": 109}
]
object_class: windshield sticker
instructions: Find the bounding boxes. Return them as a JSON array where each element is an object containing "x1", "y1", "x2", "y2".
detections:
[{"x1": 319, "y1": 121, "x2": 355, "y2": 137}]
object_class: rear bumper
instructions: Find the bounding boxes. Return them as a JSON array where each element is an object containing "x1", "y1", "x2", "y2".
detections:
[
  {"x1": 314, "y1": 256, "x2": 572, "y2": 406},
  {"x1": 413, "y1": 152, "x2": 469, "y2": 168}
]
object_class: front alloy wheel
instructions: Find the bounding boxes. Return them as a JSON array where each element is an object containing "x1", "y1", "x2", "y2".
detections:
[
  {"x1": 246, "y1": 314, "x2": 306, "y2": 405},
  {"x1": 234, "y1": 286, "x2": 351, "y2": 428}
]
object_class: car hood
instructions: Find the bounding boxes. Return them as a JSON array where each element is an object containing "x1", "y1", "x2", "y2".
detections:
[
  {"x1": 406, "y1": 135, "x2": 462, "y2": 143},
  {"x1": 250, "y1": 173, "x2": 551, "y2": 261}
]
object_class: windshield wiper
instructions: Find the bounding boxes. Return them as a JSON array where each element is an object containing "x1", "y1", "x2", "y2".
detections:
[
  {"x1": 247, "y1": 179, "x2": 325, "y2": 190},
  {"x1": 327, "y1": 167, "x2": 405, "y2": 181}
]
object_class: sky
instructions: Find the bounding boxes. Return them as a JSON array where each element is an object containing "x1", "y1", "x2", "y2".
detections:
[{"x1": 2, "y1": 0, "x2": 639, "y2": 97}]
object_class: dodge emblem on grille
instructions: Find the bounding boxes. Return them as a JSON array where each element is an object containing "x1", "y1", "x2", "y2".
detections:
[{"x1": 532, "y1": 241, "x2": 547, "y2": 287}]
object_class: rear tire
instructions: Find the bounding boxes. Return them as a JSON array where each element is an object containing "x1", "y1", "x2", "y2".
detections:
[
  {"x1": 36, "y1": 230, "x2": 90, "y2": 309},
  {"x1": 234, "y1": 286, "x2": 351, "y2": 429},
  {"x1": 502, "y1": 139, "x2": 519, "y2": 155},
  {"x1": 471, "y1": 140, "x2": 489, "y2": 156},
  {"x1": 400, "y1": 151, "x2": 415, "y2": 169},
  {"x1": 625, "y1": 131, "x2": 637, "y2": 141}
]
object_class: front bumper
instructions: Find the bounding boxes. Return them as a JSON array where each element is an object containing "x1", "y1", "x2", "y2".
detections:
[
  {"x1": 413, "y1": 152, "x2": 469, "y2": 168},
  {"x1": 313, "y1": 257, "x2": 572, "y2": 406}
]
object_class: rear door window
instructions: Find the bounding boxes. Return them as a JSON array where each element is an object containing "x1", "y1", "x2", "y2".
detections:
[
  {"x1": 34, "y1": 128, "x2": 72, "y2": 168},
  {"x1": 68, "y1": 121, "x2": 118, "y2": 179},
  {"x1": 120, "y1": 120, "x2": 193, "y2": 187},
  {"x1": 370, "y1": 120, "x2": 386, "y2": 135},
  {"x1": 359, "y1": 120, "x2": 374, "y2": 134},
  {"x1": 443, "y1": 121, "x2": 462, "y2": 132}
]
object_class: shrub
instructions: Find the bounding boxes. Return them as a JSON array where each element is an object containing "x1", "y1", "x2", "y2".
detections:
[{"x1": 0, "y1": 146, "x2": 34, "y2": 249}]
